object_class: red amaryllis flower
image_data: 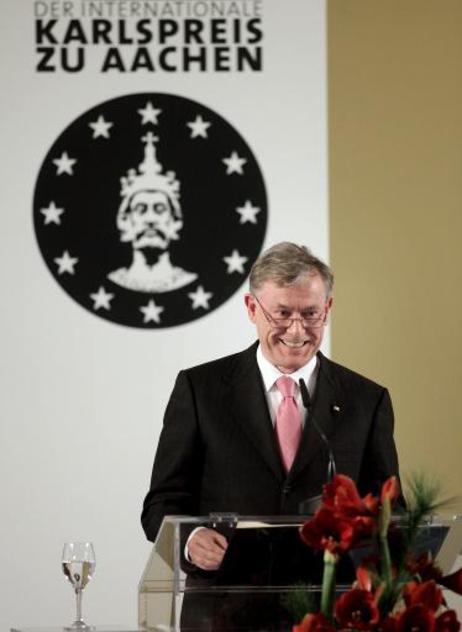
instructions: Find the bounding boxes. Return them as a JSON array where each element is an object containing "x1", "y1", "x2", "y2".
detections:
[
  {"x1": 381, "y1": 476, "x2": 401, "y2": 504},
  {"x1": 403, "y1": 580, "x2": 443, "y2": 611},
  {"x1": 334, "y1": 588, "x2": 380, "y2": 630},
  {"x1": 440, "y1": 567, "x2": 462, "y2": 596},
  {"x1": 293, "y1": 612, "x2": 336, "y2": 632},
  {"x1": 322, "y1": 475, "x2": 378, "y2": 539},
  {"x1": 324, "y1": 475, "x2": 378, "y2": 515},
  {"x1": 396, "y1": 604, "x2": 435, "y2": 632},
  {"x1": 435, "y1": 610, "x2": 461, "y2": 632},
  {"x1": 300, "y1": 507, "x2": 355, "y2": 554},
  {"x1": 406, "y1": 552, "x2": 443, "y2": 583}
]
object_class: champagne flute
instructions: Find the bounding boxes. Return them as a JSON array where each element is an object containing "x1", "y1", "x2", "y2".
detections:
[{"x1": 62, "y1": 542, "x2": 96, "y2": 630}]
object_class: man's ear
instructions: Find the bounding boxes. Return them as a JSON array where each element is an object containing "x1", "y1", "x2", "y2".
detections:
[
  {"x1": 244, "y1": 293, "x2": 257, "y2": 323},
  {"x1": 324, "y1": 296, "x2": 333, "y2": 323}
]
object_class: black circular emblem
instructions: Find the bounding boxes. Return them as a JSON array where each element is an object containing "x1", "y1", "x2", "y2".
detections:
[{"x1": 33, "y1": 93, "x2": 267, "y2": 328}]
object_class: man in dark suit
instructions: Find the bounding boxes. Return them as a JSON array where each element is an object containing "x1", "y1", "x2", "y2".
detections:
[{"x1": 141, "y1": 242, "x2": 400, "y2": 628}]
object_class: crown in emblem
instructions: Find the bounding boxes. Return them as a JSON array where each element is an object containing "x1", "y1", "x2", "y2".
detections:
[{"x1": 120, "y1": 131, "x2": 181, "y2": 217}]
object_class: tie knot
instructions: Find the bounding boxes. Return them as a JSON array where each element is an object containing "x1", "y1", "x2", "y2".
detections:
[{"x1": 276, "y1": 376, "x2": 297, "y2": 398}]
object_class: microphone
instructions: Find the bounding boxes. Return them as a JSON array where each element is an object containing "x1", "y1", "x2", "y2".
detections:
[{"x1": 298, "y1": 378, "x2": 337, "y2": 514}]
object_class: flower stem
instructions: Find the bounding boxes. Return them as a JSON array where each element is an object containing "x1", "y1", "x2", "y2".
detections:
[
  {"x1": 379, "y1": 533, "x2": 393, "y2": 590},
  {"x1": 321, "y1": 550, "x2": 337, "y2": 619},
  {"x1": 378, "y1": 498, "x2": 393, "y2": 590}
]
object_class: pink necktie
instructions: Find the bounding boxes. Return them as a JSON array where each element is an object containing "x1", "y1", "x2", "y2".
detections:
[{"x1": 275, "y1": 376, "x2": 302, "y2": 472}]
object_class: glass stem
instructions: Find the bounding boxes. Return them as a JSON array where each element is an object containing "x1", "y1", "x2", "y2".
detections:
[{"x1": 75, "y1": 588, "x2": 83, "y2": 624}]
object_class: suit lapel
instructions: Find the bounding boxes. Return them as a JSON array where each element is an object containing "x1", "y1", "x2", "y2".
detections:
[
  {"x1": 226, "y1": 344, "x2": 285, "y2": 483},
  {"x1": 290, "y1": 353, "x2": 343, "y2": 481}
]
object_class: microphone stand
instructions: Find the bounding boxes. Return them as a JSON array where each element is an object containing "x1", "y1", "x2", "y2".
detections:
[{"x1": 298, "y1": 378, "x2": 337, "y2": 515}]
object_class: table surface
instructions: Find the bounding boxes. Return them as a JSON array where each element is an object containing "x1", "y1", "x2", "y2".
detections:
[{"x1": 11, "y1": 626, "x2": 144, "y2": 632}]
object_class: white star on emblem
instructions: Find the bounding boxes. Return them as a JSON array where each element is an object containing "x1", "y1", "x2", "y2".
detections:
[
  {"x1": 223, "y1": 249, "x2": 248, "y2": 274},
  {"x1": 90, "y1": 286, "x2": 114, "y2": 311},
  {"x1": 236, "y1": 200, "x2": 260, "y2": 225},
  {"x1": 53, "y1": 152, "x2": 77, "y2": 175},
  {"x1": 138, "y1": 101, "x2": 162, "y2": 125},
  {"x1": 188, "y1": 286, "x2": 213, "y2": 310},
  {"x1": 223, "y1": 151, "x2": 247, "y2": 175},
  {"x1": 54, "y1": 250, "x2": 78, "y2": 275},
  {"x1": 40, "y1": 201, "x2": 64, "y2": 225},
  {"x1": 187, "y1": 115, "x2": 211, "y2": 139},
  {"x1": 140, "y1": 299, "x2": 164, "y2": 323},
  {"x1": 89, "y1": 115, "x2": 113, "y2": 139}
]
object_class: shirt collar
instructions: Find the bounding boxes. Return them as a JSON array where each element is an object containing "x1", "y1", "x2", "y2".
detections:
[{"x1": 256, "y1": 344, "x2": 319, "y2": 392}]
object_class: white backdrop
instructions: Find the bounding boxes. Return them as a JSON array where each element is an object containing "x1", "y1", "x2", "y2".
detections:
[{"x1": 0, "y1": 0, "x2": 328, "y2": 628}]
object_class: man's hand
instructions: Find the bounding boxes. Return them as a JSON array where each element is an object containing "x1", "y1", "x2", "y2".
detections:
[{"x1": 187, "y1": 527, "x2": 228, "y2": 571}]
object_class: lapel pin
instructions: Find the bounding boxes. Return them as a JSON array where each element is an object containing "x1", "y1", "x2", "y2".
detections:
[{"x1": 332, "y1": 405, "x2": 341, "y2": 413}]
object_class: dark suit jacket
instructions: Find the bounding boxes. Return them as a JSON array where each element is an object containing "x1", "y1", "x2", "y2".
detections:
[{"x1": 141, "y1": 342, "x2": 400, "y2": 543}]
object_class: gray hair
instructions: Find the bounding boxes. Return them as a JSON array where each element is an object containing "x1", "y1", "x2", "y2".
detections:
[{"x1": 249, "y1": 242, "x2": 334, "y2": 297}]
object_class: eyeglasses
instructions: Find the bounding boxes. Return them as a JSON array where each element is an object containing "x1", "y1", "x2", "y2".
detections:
[{"x1": 253, "y1": 294, "x2": 328, "y2": 330}]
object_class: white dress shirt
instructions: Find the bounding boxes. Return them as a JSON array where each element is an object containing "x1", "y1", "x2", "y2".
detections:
[{"x1": 256, "y1": 344, "x2": 319, "y2": 427}]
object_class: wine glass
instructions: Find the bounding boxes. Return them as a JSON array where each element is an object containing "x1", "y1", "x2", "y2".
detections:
[{"x1": 61, "y1": 542, "x2": 96, "y2": 630}]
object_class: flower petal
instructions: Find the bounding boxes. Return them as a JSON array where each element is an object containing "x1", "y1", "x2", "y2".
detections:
[
  {"x1": 335, "y1": 588, "x2": 380, "y2": 630},
  {"x1": 293, "y1": 612, "x2": 336, "y2": 632},
  {"x1": 381, "y1": 476, "x2": 401, "y2": 504}
]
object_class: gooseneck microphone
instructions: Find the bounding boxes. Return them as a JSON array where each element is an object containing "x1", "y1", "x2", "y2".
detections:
[
  {"x1": 298, "y1": 378, "x2": 337, "y2": 514},
  {"x1": 298, "y1": 378, "x2": 337, "y2": 482}
]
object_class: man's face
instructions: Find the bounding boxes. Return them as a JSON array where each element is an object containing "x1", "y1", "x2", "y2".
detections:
[
  {"x1": 245, "y1": 274, "x2": 333, "y2": 373},
  {"x1": 127, "y1": 190, "x2": 181, "y2": 250}
]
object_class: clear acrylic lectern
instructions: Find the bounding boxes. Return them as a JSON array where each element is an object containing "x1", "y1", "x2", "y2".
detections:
[{"x1": 138, "y1": 514, "x2": 462, "y2": 631}]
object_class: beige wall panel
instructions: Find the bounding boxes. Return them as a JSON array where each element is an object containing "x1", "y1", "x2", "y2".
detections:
[{"x1": 328, "y1": 0, "x2": 462, "y2": 506}]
